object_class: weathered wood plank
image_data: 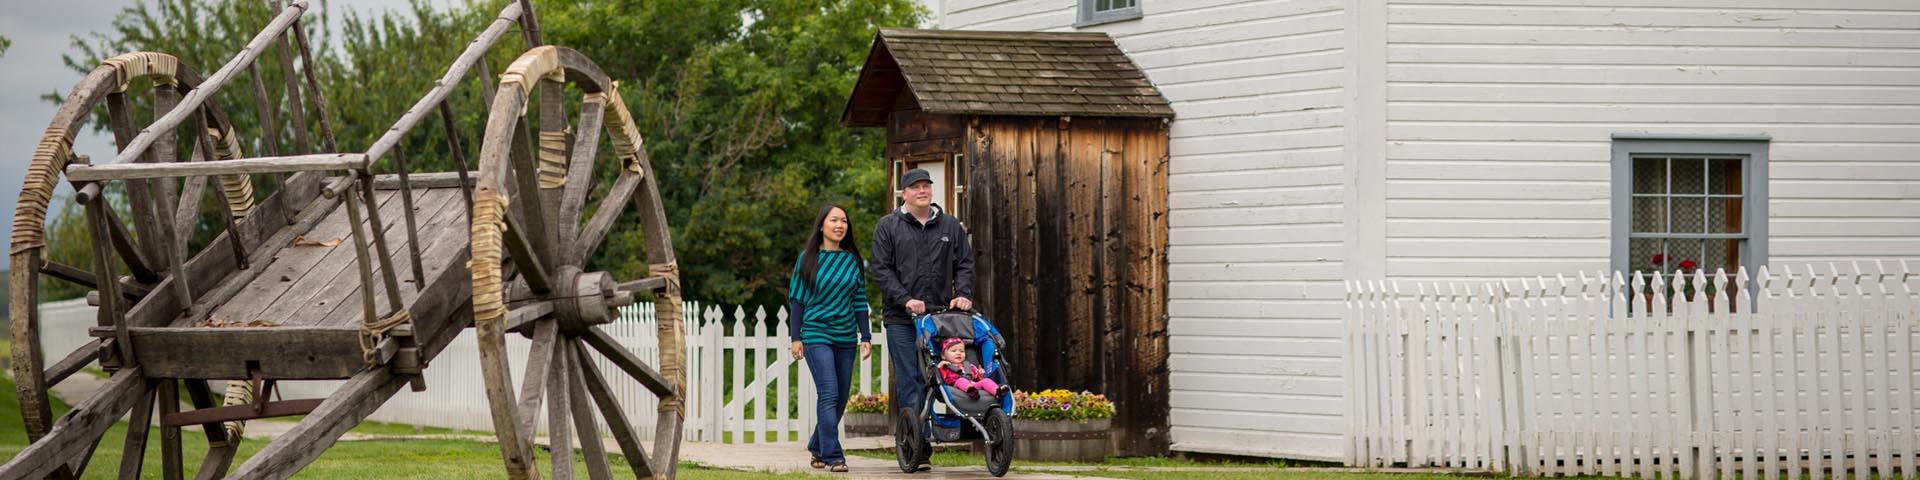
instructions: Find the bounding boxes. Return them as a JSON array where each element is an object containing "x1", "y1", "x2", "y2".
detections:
[
  {"x1": 1097, "y1": 128, "x2": 1125, "y2": 435},
  {"x1": 504, "y1": 301, "x2": 555, "y2": 334},
  {"x1": 105, "y1": 92, "x2": 171, "y2": 285},
  {"x1": 97, "y1": 206, "x2": 161, "y2": 284},
  {"x1": 85, "y1": 194, "x2": 134, "y2": 366},
  {"x1": 248, "y1": 59, "x2": 282, "y2": 158},
  {"x1": 356, "y1": 175, "x2": 406, "y2": 312},
  {"x1": 504, "y1": 207, "x2": 555, "y2": 294},
  {"x1": 390, "y1": 147, "x2": 428, "y2": 286},
  {"x1": 616, "y1": 276, "x2": 668, "y2": 293},
  {"x1": 478, "y1": 293, "x2": 540, "y2": 480},
  {"x1": 117, "y1": 380, "x2": 157, "y2": 480},
  {"x1": 115, "y1": 326, "x2": 363, "y2": 380},
  {"x1": 272, "y1": 0, "x2": 311, "y2": 156},
  {"x1": 369, "y1": 190, "x2": 477, "y2": 353},
  {"x1": 572, "y1": 170, "x2": 639, "y2": 262},
  {"x1": 582, "y1": 326, "x2": 676, "y2": 398},
  {"x1": 536, "y1": 78, "x2": 569, "y2": 274},
  {"x1": 205, "y1": 187, "x2": 384, "y2": 324},
  {"x1": 289, "y1": 11, "x2": 337, "y2": 154},
  {"x1": 650, "y1": 407, "x2": 683, "y2": 480},
  {"x1": 558, "y1": 97, "x2": 606, "y2": 265},
  {"x1": 518, "y1": 321, "x2": 559, "y2": 437},
  {"x1": 155, "y1": 157, "x2": 330, "y2": 330},
  {"x1": 343, "y1": 171, "x2": 478, "y2": 190},
  {"x1": 159, "y1": 379, "x2": 184, "y2": 480},
  {"x1": 66, "y1": 154, "x2": 365, "y2": 181},
  {"x1": 1033, "y1": 117, "x2": 1067, "y2": 388},
  {"x1": 248, "y1": 190, "x2": 407, "y2": 327},
  {"x1": 546, "y1": 337, "x2": 577, "y2": 480},
  {"x1": 1064, "y1": 120, "x2": 1099, "y2": 389},
  {"x1": 573, "y1": 342, "x2": 653, "y2": 477},
  {"x1": 566, "y1": 342, "x2": 614, "y2": 480},
  {"x1": 507, "y1": 117, "x2": 558, "y2": 271},
  {"x1": 0, "y1": 368, "x2": 144, "y2": 479},
  {"x1": 316, "y1": 188, "x2": 462, "y2": 326},
  {"x1": 439, "y1": 103, "x2": 476, "y2": 214}
]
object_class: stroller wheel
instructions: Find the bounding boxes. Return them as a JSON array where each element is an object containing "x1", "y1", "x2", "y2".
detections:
[
  {"x1": 895, "y1": 409, "x2": 925, "y2": 473},
  {"x1": 985, "y1": 408, "x2": 1015, "y2": 477}
]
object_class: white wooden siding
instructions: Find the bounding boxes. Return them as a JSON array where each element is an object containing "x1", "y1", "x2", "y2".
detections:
[
  {"x1": 1384, "y1": 0, "x2": 1920, "y2": 280},
  {"x1": 929, "y1": 0, "x2": 1354, "y2": 460}
]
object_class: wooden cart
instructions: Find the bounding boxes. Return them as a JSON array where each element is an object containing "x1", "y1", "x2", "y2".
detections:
[{"x1": 2, "y1": 2, "x2": 686, "y2": 478}]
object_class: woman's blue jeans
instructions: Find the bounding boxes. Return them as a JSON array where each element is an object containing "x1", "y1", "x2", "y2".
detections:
[{"x1": 804, "y1": 343, "x2": 856, "y2": 464}]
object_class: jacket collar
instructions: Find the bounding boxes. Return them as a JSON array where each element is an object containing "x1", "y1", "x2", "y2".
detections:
[{"x1": 897, "y1": 203, "x2": 944, "y2": 226}]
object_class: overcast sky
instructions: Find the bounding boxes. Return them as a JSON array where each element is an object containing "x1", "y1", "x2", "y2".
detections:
[{"x1": 0, "y1": 0, "x2": 456, "y2": 266}]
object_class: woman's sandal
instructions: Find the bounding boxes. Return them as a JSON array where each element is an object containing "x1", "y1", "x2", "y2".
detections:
[
  {"x1": 810, "y1": 457, "x2": 826, "y2": 469},
  {"x1": 829, "y1": 463, "x2": 850, "y2": 473}
]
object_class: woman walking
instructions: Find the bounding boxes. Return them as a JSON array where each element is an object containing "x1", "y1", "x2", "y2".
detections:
[{"x1": 788, "y1": 204, "x2": 872, "y2": 473}]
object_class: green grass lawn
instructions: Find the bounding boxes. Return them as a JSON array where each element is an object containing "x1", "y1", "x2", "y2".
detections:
[
  {"x1": 848, "y1": 446, "x2": 1287, "y2": 469},
  {"x1": 0, "y1": 351, "x2": 805, "y2": 479}
]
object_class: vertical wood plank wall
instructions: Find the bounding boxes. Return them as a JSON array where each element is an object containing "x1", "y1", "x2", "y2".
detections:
[{"x1": 964, "y1": 115, "x2": 1169, "y2": 455}]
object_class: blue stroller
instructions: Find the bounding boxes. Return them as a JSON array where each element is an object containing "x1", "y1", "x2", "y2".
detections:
[{"x1": 895, "y1": 309, "x2": 1017, "y2": 476}]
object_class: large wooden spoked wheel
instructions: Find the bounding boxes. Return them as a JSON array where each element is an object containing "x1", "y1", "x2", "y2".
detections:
[
  {"x1": 469, "y1": 46, "x2": 688, "y2": 480},
  {"x1": 8, "y1": 52, "x2": 263, "y2": 478}
]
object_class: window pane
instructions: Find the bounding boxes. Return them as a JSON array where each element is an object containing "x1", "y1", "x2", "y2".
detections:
[
  {"x1": 1633, "y1": 157, "x2": 1666, "y2": 194},
  {"x1": 1672, "y1": 157, "x2": 1706, "y2": 194},
  {"x1": 1631, "y1": 237, "x2": 1667, "y2": 272},
  {"x1": 1672, "y1": 197, "x2": 1705, "y2": 233},
  {"x1": 1709, "y1": 198, "x2": 1743, "y2": 234},
  {"x1": 1097, "y1": 0, "x2": 1111, "y2": 11},
  {"x1": 1633, "y1": 196, "x2": 1666, "y2": 233},
  {"x1": 1710, "y1": 157, "x2": 1742, "y2": 195},
  {"x1": 1705, "y1": 238, "x2": 1742, "y2": 274},
  {"x1": 1669, "y1": 238, "x2": 1705, "y2": 274},
  {"x1": 1120, "y1": 0, "x2": 1137, "y2": 8}
]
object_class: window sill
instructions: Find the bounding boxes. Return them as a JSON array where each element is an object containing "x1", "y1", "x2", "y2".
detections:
[{"x1": 1074, "y1": 9, "x2": 1142, "y2": 28}]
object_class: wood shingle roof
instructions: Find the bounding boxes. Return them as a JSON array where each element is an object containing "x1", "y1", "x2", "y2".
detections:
[{"x1": 842, "y1": 28, "x2": 1173, "y2": 127}]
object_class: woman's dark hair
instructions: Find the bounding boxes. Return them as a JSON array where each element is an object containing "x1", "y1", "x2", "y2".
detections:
[{"x1": 798, "y1": 203, "x2": 866, "y2": 292}]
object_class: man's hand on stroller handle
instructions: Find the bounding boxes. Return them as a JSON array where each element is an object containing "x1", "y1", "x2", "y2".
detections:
[
  {"x1": 948, "y1": 297, "x2": 972, "y2": 311},
  {"x1": 906, "y1": 299, "x2": 927, "y2": 314}
]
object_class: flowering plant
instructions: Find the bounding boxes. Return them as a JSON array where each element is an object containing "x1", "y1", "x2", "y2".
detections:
[
  {"x1": 1639, "y1": 254, "x2": 1715, "y2": 299},
  {"x1": 1013, "y1": 389, "x2": 1115, "y2": 421},
  {"x1": 847, "y1": 394, "x2": 889, "y2": 414}
]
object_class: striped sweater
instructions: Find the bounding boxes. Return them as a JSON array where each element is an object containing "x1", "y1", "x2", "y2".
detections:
[{"x1": 787, "y1": 249, "x2": 872, "y2": 345}]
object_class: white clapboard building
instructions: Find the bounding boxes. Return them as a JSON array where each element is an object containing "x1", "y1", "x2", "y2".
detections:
[{"x1": 914, "y1": 0, "x2": 1920, "y2": 461}]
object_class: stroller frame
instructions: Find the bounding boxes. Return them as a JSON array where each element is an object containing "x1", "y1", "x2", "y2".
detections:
[{"x1": 895, "y1": 308, "x2": 1018, "y2": 476}]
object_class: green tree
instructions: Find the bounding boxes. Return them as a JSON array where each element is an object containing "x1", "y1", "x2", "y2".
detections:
[
  {"x1": 45, "y1": 0, "x2": 919, "y2": 308},
  {"x1": 542, "y1": 0, "x2": 915, "y2": 306}
]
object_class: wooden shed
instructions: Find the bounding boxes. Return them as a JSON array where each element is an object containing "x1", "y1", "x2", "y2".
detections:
[{"x1": 842, "y1": 28, "x2": 1175, "y2": 455}]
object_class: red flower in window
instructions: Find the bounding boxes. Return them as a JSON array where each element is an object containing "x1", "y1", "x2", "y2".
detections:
[
  {"x1": 1679, "y1": 259, "x2": 1698, "y2": 271},
  {"x1": 1650, "y1": 254, "x2": 1666, "y2": 266}
]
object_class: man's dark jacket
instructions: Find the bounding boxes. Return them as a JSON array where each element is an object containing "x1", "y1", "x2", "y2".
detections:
[{"x1": 871, "y1": 204, "x2": 975, "y2": 326}]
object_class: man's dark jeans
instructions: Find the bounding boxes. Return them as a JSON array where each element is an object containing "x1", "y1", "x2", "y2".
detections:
[
  {"x1": 804, "y1": 343, "x2": 855, "y2": 464},
  {"x1": 885, "y1": 324, "x2": 929, "y2": 463}
]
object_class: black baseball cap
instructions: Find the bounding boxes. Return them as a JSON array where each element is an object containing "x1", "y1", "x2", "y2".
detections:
[{"x1": 900, "y1": 168, "x2": 932, "y2": 188}]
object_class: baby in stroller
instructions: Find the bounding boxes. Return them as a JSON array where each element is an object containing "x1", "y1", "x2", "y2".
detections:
[
  {"x1": 936, "y1": 337, "x2": 1008, "y2": 399},
  {"x1": 896, "y1": 309, "x2": 1017, "y2": 477}
]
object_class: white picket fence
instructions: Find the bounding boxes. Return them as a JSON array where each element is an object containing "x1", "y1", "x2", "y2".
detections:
[
  {"x1": 306, "y1": 302, "x2": 896, "y2": 443},
  {"x1": 1347, "y1": 263, "x2": 1920, "y2": 478},
  {"x1": 35, "y1": 300, "x2": 892, "y2": 444}
]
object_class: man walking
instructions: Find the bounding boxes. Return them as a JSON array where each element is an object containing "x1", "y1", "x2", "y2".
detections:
[{"x1": 871, "y1": 168, "x2": 974, "y2": 471}]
